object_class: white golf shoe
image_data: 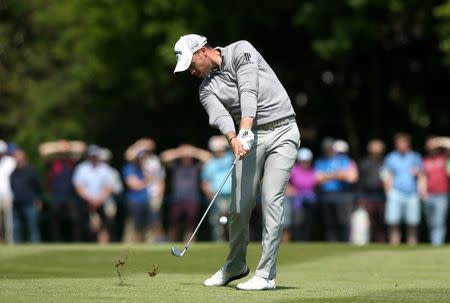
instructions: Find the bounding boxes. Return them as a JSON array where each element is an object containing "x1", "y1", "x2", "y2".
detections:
[
  {"x1": 203, "y1": 266, "x2": 250, "y2": 287},
  {"x1": 236, "y1": 275, "x2": 276, "y2": 291}
]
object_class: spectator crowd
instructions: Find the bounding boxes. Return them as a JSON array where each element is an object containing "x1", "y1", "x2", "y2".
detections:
[{"x1": 0, "y1": 133, "x2": 449, "y2": 246}]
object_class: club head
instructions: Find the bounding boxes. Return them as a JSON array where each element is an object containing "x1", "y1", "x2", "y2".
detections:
[{"x1": 171, "y1": 246, "x2": 184, "y2": 257}]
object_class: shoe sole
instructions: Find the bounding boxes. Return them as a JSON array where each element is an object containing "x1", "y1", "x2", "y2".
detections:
[
  {"x1": 236, "y1": 281, "x2": 276, "y2": 291},
  {"x1": 222, "y1": 267, "x2": 250, "y2": 286}
]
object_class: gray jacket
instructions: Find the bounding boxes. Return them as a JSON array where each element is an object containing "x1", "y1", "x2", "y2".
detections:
[{"x1": 199, "y1": 40, "x2": 296, "y2": 134}]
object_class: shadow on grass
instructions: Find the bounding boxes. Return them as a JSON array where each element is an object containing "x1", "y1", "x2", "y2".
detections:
[
  {"x1": 272, "y1": 286, "x2": 299, "y2": 291},
  {"x1": 180, "y1": 283, "x2": 298, "y2": 291}
]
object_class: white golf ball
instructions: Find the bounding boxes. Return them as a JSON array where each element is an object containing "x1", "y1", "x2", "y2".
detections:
[{"x1": 219, "y1": 216, "x2": 228, "y2": 225}]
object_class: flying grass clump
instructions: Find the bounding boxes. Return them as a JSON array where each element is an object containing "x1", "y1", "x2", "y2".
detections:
[
  {"x1": 148, "y1": 264, "x2": 159, "y2": 278},
  {"x1": 114, "y1": 256, "x2": 128, "y2": 286}
]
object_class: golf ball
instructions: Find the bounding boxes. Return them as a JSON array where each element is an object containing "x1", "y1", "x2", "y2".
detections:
[{"x1": 219, "y1": 216, "x2": 228, "y2": 225}]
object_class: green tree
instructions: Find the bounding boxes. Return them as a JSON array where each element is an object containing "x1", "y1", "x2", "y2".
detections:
[
  {"x1": 435, "y1": 0, "x2": 450, "y2": 64},
  {"x1": 293, "y1": 0, "x2": 449, "y2": 153},
  {"x1": 1, "y1": 0, "x2": 449, "y2": 164}
]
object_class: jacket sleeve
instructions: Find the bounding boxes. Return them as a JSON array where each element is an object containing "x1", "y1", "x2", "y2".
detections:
[
  {"x1": 199, "y1": 86, "x2": 236, "y2": 134},
  {"x1": 232, "y1": 41, "x2": 259, "y2": 118}
]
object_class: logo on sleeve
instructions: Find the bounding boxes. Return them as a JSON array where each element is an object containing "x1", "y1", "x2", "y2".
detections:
[{"x1": 240, "y1": 52, "x2": 254, "y2": 66}]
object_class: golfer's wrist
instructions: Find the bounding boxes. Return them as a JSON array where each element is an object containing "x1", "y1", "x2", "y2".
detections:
[
  {"x1": 239, "y1": 116, "x2": 254, "y2": 130},
  {"x1": 225, "y1": 134, "x2": 237, "y2": 145}
]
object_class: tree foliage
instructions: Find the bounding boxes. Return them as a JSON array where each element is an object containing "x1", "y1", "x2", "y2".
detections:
[{"x1": 0, "y1": 0, "x2": 449, "y2": 163}]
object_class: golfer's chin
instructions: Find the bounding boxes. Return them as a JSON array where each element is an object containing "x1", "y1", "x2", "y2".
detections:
[
  {"x1": 195, "y1": 72, "x2": 208, "y2": 78},
  {"x1": 191, "y1": 69, "x2": 209, "y2": 78}
]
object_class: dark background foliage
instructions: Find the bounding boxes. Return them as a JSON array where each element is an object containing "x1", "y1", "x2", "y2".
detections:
[{"x1": 1, "y1": 0, "x2": 449, "y2": 167}]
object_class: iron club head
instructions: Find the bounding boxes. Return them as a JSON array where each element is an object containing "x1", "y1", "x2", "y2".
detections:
[{"x1": 171, "y1": 246, "x2": 185, "y2": 257}]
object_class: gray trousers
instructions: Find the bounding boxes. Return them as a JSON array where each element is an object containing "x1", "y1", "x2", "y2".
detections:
[{"x1": 223, "y1": 121, "x2": 300, "y2": 279}]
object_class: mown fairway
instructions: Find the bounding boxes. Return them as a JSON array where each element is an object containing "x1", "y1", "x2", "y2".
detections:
[{"x1": 0, "y1": 243, "x2": 449, "y2": 302}]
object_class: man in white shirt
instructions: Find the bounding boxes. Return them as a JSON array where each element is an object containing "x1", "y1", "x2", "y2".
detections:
[
  {"x1": 73, "y1": 145, "x2": 113, "y2": 243},
  {"x1": 0, "y1": 140, "x2": 16, "y2": 244}
]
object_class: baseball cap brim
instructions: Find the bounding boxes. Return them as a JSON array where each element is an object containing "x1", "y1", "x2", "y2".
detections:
[
  {"x1": 174, "y1": 52, "x2": 192, "y2": 73},
  {"x1": 173, "y1": 35, "x2": 207, "y2": 74}
]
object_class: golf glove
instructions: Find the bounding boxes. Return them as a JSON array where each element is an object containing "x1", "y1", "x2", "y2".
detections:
[{"x1": 237, "y1": 129, "x2": 255, "y2": 150}]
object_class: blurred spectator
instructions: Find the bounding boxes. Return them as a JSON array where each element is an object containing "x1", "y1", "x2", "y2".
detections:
[
  {"x1": 40, "y1": 140, "x2": 84, "y2": 242},
  {"x1": 201, "y1": 136, "x2": 234, "y2": 242},
  {"x1": 98, "y1": 148, "x2": 122, "y2": 240},
  {"x1": 161, "y1": 144, "x2": 211, "y2": 242},
  {"x1": 422, "y1": 137, "x2": 449, "y2": 245},
  {"x1": 122, "y1": 149, "x2": 154, "y2": 242},
  {"x1": 281, "y1": 194, "x2": 293, "y2": 242},
  {"x1": 0, "y1": 139, "x2": 16, "y2": 244},
  {"x1": 427, "y1": 137, "x2": 450, "y2": 151},
  {"x1": 73, "y1": 145, "x2": 113, "y2": 244},
  {"x1": 10, "y1": 149, "x2": 42, "y2": 243},
  {"x1": 357, "y1": 139, "x2": 387, "y2": 242},
  {"x1": 39, "y1": 140, "x2": 86, "y2": 159},
  {"x1": 381, "y1": 133, "x2": 425, "y2": 245},
  {"x1": 286, "y1": 147, "x2": 317, "y2": 241},
  {"x1": 124, "y1": 138, "x2": 165, "y2": 242},
  {"x1": 315, "y1": 138, "x2": 358, "y2": 242},
  {"x1": 334, "y1": 140, "x2": 363, "y2": 244},
  {"x1": 7, "y1": 142, "x2": 19, "y2": 155},
  {"x1": 99, "y1": 148, "x2": 123, "y2": 198}
]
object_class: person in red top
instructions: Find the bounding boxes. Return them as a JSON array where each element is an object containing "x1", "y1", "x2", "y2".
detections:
[{"x1": 423, "y1": 137, "x2": 449, "y2": 245}]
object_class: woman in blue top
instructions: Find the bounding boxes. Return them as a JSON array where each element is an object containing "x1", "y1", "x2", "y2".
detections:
[{"x1": 123, "y1": 150, "x2": 152, "y2": 242}]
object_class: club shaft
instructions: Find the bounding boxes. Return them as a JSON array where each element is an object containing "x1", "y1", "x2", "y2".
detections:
[{"x1": 182, "y1": 155, "x2": 239, "y2": 252}]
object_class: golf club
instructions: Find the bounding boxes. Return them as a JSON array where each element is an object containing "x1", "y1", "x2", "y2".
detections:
[{"x1": 171, "y1": 155, "x2": 240, "y2": 257}]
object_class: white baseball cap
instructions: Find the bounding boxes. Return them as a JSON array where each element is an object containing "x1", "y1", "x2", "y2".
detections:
[
  {"x1": 297, "y1": 148, "x2": 313, "y2": 161},
  {"x1": 173, "y1": 34, "x2": 208, "y2": 73},
  {"x1": 333, "y1": 140, "x2": 349, "y2": 153},
  {"x1": 98, "y1": 148, "x2": 112, "y2": 162}
]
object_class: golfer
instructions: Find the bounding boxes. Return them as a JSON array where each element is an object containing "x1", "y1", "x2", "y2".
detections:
[{"x1": 174, "y1": 34, "x2": 300, "y2": 290}]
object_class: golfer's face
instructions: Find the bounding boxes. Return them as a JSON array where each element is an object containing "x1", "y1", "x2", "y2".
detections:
[{"x1": 189, "y1": 50, "x2": 210, "y2": 78}]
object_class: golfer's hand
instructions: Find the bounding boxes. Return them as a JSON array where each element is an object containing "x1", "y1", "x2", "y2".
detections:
[
  {"x1": 231, "y1": 137, "x2": 248, "y2": 158},
  {"x1": 237, "y1": 129, "x2": 254, "y2": 150},
  {"x1": 232, "y1": 129, "x2": 254, "y2": 158}
]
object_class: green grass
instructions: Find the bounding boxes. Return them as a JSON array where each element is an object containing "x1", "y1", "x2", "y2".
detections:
[{"x1": 1, "y1": 243, "x2": 450, "y2": 302}]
